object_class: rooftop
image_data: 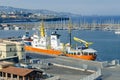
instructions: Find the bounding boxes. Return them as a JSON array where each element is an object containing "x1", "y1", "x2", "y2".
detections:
[
  {"x1": 0, "y1": 66, "x2": 34, "y2": 76},
  {"x1": 0, "y1": 39, "x2": 23, "y2": 45}
]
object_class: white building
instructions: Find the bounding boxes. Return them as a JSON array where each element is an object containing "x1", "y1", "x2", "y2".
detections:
[{"x1": 0, "y1": 39, "x2": 25, "y2": 60}]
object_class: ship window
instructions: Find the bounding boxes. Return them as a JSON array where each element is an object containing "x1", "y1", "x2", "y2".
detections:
[
  {"x1": 83, "y1": 52, "x2": 88, "y2": 55},
  {"x1": 71, "y1": 53, "x2": 73, "y2": 55},
  {"x1": 74, "y1": 53, "x2": 76, "y2": 55},
  {"x1": 94, "y1": 53, "x2": 96, "y2": 55},
  {"x1": 81, "y1": 52, "x2": 83, "y2": 55},
  {"x1": 66, "y1": 51, "x2": 68, "y2": 54},
  {"x1": 89, "y1": 53, "x2": 93, "y2": 55},
  {"x1": 78, "y1": 52, "x2": 80, "y2": 55}
]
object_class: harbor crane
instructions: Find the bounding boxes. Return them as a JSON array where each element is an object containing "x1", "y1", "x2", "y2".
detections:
[{"x1": 73, "y1": 37, "x2": 93, "y2": 48}]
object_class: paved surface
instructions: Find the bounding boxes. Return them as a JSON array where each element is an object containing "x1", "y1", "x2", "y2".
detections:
[
  {"x1": 44, "y1": 65, "x2": 92, "y2": 80},
  {"x1": 101, "y1": 66, "x2": 120, "y2": 80},
  {"x1": 26, "y1": 52, "x2": 120, "y2": 80}
]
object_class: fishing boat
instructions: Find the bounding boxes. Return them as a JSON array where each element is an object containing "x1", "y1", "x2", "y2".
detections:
[{"x1": 22, "y1": 21, "x2": 97, "y2": 60}]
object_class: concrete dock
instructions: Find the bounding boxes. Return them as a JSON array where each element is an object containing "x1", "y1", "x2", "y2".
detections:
[{"x1": 26, "y1": 52, "x2": 120, "y2": 80}]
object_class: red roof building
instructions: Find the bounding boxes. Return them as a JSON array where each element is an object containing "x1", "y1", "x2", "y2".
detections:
[{"x1": 0, "y1": 66, "x2": 43, "y2": 80}]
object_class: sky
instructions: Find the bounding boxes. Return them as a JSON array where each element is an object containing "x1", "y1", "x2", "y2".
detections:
[{"x1": 0, "y1": 0, "x2": 120, "y2": 15}]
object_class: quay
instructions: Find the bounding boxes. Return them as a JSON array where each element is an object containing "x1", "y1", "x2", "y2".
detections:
[{"x1": 27, "y1": 52, "x2": 120, "y2": 80}]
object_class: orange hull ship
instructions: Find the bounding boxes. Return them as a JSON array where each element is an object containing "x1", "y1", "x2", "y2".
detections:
[
  {"x1": 65, "y1": 52, "x2": 96, "y2": 61},
  {"x1": 25, "y1": 45, "x2": 97, "y2": 60},
  {"x1": 25, "y1": 46, "x2": 62, "y2": 56},
  {"x1": 22, "y1": 21, "x2": 97, "y2": 61}
]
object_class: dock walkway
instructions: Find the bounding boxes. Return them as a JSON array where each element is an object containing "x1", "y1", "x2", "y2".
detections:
[{"x1": 27, "y1": 53, "x2": 120, "y2": 80}]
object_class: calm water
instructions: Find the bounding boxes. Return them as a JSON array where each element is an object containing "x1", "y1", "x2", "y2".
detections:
[{"x1": 0, "y1": 30, "x2": 120, "y2": 61}]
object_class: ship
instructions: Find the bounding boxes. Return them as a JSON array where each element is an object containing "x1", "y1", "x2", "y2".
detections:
[{"x1": 22, "y1": 21, "x2": 97, "y2": 60}]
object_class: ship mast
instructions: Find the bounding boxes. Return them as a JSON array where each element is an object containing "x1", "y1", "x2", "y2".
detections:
[
  {"x1": 40, "y1": 20, "x2": 45, "y2": 37},
  {"x1": 68, "y1": 18, "x2": 72, "y2": 46}
]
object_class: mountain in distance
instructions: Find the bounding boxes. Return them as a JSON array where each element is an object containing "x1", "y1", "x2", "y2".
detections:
[{"x1": 0, "y1": 6, "x2": 79, "y2": 17}]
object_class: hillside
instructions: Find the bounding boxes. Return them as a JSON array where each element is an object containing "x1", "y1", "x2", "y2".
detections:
[{"x1": 0, "y1": 6, "x2": 78, "y2": 17}]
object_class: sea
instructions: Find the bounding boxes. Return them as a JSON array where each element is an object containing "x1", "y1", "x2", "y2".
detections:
[
  {"x1": 1, "y1": 16, "x2": 120, "y2": 61},
  {"x1": 0, "y1": 29, "x2": 120, "y2": 61}
]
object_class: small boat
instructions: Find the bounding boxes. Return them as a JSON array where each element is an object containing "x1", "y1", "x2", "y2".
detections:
[
  {"x1": 22, "y1": 21, "x2": 97, "y2": 60},
  {"x1": 115, "y1": 30, "x2": 120, "y2": 35}
]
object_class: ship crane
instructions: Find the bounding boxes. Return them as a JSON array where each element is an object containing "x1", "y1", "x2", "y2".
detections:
[{"x1": 73, "y1": 37, "x2": 93, "y2": 48}]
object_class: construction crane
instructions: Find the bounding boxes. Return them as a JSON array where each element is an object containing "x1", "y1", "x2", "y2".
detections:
[{"x1": 73, "y1": 37, "x2": 93, "y2": 48}]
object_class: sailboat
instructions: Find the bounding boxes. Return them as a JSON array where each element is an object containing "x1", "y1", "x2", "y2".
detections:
[{"x1": 22, "y1": 20, "x2": 97, "y2": 60}]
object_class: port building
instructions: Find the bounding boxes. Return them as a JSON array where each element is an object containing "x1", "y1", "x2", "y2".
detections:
[{"x1": 0, "y1": 39, "x2": 25, "y2": 60}]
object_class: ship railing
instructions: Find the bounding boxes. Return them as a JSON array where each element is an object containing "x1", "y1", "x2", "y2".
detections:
[{"x1": 80, "y1": 68, "x2": 102, "y2": 80}]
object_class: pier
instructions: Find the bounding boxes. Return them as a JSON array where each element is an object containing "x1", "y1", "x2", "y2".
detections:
[{"x1": 26, "y1": 52, "x2": 120, "y2": 80}]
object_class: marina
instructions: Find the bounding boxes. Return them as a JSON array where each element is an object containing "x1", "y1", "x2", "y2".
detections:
[
  {"x1": 0, "y1": 15, "x2": 120, "y2": 80},
  {"x1": 1, "y1": 0, "x2": 120, "y2": 79}
]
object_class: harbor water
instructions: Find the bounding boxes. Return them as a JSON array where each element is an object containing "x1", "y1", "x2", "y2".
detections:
[{"x1": 0, "y1": 29, "x2": 120, "y2": 61}]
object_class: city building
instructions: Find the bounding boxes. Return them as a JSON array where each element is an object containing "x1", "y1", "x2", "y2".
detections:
[{"x1": 0, "y1": 39, "x2": 25, "y2": 60}]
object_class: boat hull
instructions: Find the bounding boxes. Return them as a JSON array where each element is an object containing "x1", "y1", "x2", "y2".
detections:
[
  {"x1": 65, "y1": 54, "x2": 96, "y2": 61},
  {"x1": 25, "y1": 46, "x2": 96, "y2": 60},
  {"x1": 25, "y1": 46, "x2": 62, "y2": 56}
]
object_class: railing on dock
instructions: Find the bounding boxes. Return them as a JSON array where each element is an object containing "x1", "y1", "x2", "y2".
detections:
[
  {"x1": 80, "y1": 68, "x2": 102, "y2": 80},
  {"x1": 101, "y1": 59, "x2": 120, "y2": 68}
]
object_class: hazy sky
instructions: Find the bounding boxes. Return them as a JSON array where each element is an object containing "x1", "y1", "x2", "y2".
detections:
[{"x1": 0, "y1": 0, "x2": 120, "y2": 15}]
